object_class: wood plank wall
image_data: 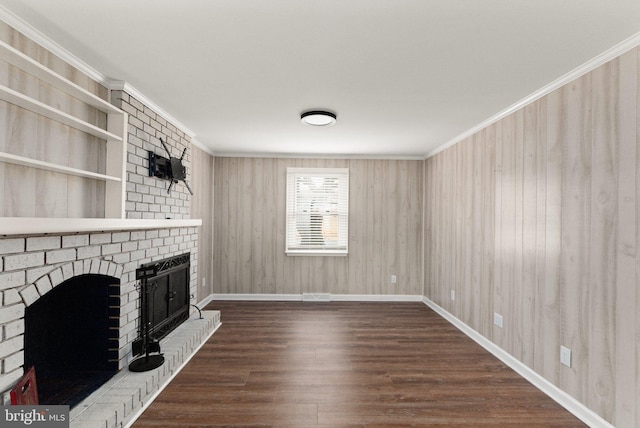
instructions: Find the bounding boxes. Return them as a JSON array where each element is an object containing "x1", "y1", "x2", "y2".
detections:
[
  {"x1": 190, "y1": 145, "x2": 215, "y2": 301},
  {"x1": 213, "y1": 157, "x2": 423, "y2": 296},
  {"x1": 423, "y1": 46, "x2": 639, "y2": 427}
]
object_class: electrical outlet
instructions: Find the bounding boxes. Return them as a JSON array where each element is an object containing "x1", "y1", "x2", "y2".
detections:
[
  {"x1": 493, "y1": 312, "x2": 503, "y2": 328},
  {"x1": 391, "y1": 275, "x2": 397, "y2": 284},
  {"x1": 560, "y1": 346, "x2": 571, "y2": 367},
  {"x1": 450, "y1": 289, "x2": 455, "y2": 301},
  {"x1": 202, "y1": 277, "x2": 206, "y2": 288}
]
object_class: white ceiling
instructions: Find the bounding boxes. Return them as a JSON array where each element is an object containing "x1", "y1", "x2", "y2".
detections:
[{"x1": 1, "y1": 0, "x2": 639, "y2": 158}]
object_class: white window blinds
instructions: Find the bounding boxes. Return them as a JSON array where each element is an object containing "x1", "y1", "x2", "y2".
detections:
[{"x1": 285, "y1": 168, "x2": 349, "y2": 255}]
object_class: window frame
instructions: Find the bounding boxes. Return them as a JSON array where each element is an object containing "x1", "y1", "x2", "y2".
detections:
[{"x1": 285, "y1": 167, "x2": 349, "y2": 256}]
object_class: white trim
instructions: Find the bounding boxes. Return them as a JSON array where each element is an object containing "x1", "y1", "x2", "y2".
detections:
[
  {"x1": 0, "y1": 5, "x2": 110, "y2": 86},
  {"x1": 196, "y1": 293, "x2": 216, "y2": 309},
  {"x1": 426, "y1": 30, "x2": 640, "y2": 159},
  {"x1": 212, "y1": 293, "x2": 303, "y2": 301},
  {"x1": 286, "y1": 167, "x2": 349, "y2": 174},
  {"x1": 190, "y1": 137, "x2": 215, "y2": 157},
  {"x1": 213, "y1": 151, "x2": 426, "y2": 160},
  {"x1": 422, "y1": 297, "x2": 615, "y2": 428},
  {"x1": 0, "y1": 217, "x2": 202, "y2": 235},
  {"x1": 211, "y1": 293, "x2": 424, "y2": 302},
  {"x1": 123, "y1": 318, "x2": 222, "y2": 428},
  {"x1": 331, "y1": 294, "x2": 424, "y2": 302},
  {"x1": 109, "y1": 80, "x2": 196, "y2": 138},
  {"x1": 302, "y1": 293, "x2": 331, "y2": 302}
]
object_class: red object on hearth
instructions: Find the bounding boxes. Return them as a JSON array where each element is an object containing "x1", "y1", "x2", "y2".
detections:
[{"x1": 10, "y1": 366, "x2": 39, "y2": 405}]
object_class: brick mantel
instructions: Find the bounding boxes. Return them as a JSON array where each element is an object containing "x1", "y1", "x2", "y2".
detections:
[{"x1": 0, "y1": 218, "x2": 202, "y2": 236}]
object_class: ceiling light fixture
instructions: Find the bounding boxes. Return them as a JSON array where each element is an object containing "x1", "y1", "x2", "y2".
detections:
[{"x1": 300, "y1": 110, "x2": 337, "y2": 126}]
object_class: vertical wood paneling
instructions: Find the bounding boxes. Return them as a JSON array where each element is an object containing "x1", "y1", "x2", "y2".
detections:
[
  {"x1": 481, "y1": 126, "x2": 496, "y2": 338},
  {"x1": 589, "y1": 56, "x2": 618, "y2": 421},
  {"x1": 191, "y1": 145, "x2": 215, "y2": 301},
  {"x1": 470, "y1": 134, "x2": 482, "y2": 329},
  {"x1": 512, "y1": 109, "x2": 524, "y2": 359},
  {"x1": 521, "y1": 100, "x2": 539, "y2": 368},
  {"x1": 559, "y1": 73, "x2": 592, "y2": 400},
  {"x1": 424, "y1": 44, "x2": 640, "y2": 428},
  {"x1": 533, "y1": 97, "x2": 548, "y2": 374},
  {"x1": 466, "y1": 135, "x2": 475, "y2": 325},
  {"x1": 214, "y1": 158, "x2": 422, "y2": 297},
  {"x1": 613, "y1": 49, "x2": 637, "y2": 427},
  {"x1": 544, "y1": 86, "x2": 563, "y2": 383},
  {"x1": 636, "y1": 47, "x2": 640, "y2": 428},
  {"x1": 494, "y1": 119, "x2": 505, "y2": 345}
]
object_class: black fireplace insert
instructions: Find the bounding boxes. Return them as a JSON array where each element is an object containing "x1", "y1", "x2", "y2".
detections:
[{"x1": 131, "y1": 252, "x2": 191, "y2": 360}]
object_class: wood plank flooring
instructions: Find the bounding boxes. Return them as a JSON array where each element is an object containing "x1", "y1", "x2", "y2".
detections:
[{"x1": 132, "y1": 301, "x2": 586, "y2": 427}]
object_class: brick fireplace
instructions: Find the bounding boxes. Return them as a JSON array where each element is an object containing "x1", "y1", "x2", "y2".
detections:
[
  {"x1": 0, "y1": 225, "x2": 199, "y2": 404},
  {"x1": 0, "y1": 20, "x2": 217, "y2": 425}
]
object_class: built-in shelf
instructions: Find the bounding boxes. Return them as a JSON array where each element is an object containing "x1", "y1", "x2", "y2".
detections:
[
  {"x1": 0, "y1": 40, "x2": 121, "y2": 114},
  {"x1": 0, "y1": 38, "x2": 128, "y2": 218},
  {"x1": 0, "y1": 218, "x2": 202, "y2": 236},
  {"x1": 0, "y1": 84, "x2": 123, "y2": 141},
  {"x1": 0, "y1": 152, "x2": 122, "y2": 182}
]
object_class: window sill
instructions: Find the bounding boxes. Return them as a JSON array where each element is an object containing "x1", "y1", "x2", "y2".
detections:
[{"x1": 286, "y1": 250, "x2": 348, "y2": 257}]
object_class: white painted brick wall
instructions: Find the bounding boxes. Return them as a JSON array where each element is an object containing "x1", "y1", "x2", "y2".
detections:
[
  {"x1": 46, "y1": 248, "x2": 76, "y2": 264},
  {"x1": 111, "y1": 91, "x2": 191, "y2": 220},
  {"x1": 0, "y1": 272, "x2": 25, "y2": 291},
  {"x1": 62, "y1": 234, "x2": 89, "y2": 248},
  {"x1": 0, "y1": 336, "x2": 23, "y2": 359},
  {"x1": 90, "y1": 233, "x2": 112, "y2": 245},
  {"x1": 0, "y1": 305, "x2": 25, "y2": 328},
  {"x1": 0, "y1": 239, "x2": 24, "y2": 254},
  {"x1": 3, "y1": 319, "x2": 24, "y2": 339},
  {"x1": 26, "y1": 236, "x2": 61, "y2": 251},
  {"x1": 4, "y1": 253, "x2": 45, "y2": 271}
]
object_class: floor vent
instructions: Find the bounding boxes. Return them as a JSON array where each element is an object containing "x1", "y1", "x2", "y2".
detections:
[{"x1": 302, "y1": 293, "x2": 331, "y2": 302}]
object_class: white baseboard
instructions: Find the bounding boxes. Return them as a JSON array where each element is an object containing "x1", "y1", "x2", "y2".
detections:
[
  {"x1": 422, "y1": 297, "x2": 614, "y2": 428},
  {"x1": 211, "y1": 293, "x2": 303, "y2": 301},
  {"x1": 330, "y1": 294, "x2": 424, "y2": 302},
  {"x1": 210, "y1": 293, "x2": 424, "y2": 302},
  {"x1": 302, "y1": 293, "x2": 331, "y2": 302},
  {"x1": 196, "y1": 294, "x2": 216, "y2": 308}
]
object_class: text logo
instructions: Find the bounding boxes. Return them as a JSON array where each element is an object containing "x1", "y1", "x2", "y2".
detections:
[{"x1": 2, "y1": 406, "x2": 69, "y2": 427}]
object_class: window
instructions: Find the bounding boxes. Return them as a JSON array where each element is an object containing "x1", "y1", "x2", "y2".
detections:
[{"x1": 286, "y1": 168, "x2": 349, "y2": 255}]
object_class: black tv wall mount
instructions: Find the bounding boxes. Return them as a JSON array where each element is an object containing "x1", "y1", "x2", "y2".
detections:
[{"x1": 148, "y1": 137, "x2": 193, "y2": 195}]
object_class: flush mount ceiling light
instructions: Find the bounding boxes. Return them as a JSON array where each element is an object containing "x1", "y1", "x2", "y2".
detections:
[{"x1": 300, "y1": 110, "x2": 337, "y2": 126}]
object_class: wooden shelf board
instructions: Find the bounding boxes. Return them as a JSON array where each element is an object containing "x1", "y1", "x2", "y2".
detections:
[
  {"x1": 0, "y1": 85, "x2": 123, "y2": 141},
  {"x1": 0, "y1": 152, "x2": 121, "y2": 182},
  {"x1": 0, "y1": 40, "x2": 121, "y2": 114}
]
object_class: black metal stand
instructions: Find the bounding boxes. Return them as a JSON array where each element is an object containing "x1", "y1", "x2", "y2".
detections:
[{"x1": 129, "y1": 277, "x2": 164, "y2": 372}]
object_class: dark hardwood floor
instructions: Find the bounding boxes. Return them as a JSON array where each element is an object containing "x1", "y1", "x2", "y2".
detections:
[{"x1": 133, "y1": 301, "x2": 586, "y2": 427}]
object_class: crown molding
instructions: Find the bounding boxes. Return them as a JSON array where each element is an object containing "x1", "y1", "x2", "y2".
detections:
[
  {"x1": 426, "y1": 30, "x2": 640, "y2": 159},
  {"x1": 189, "y1": 137, "x2": 215, "y2": 157},
  {"x1": 212, "y1": 151, "x2": 426, "y2": 160},
  {"x1": 0, "y1": 6, "x2": 202, "y2": 146},
  {"x1": 109, "y1": 80, "x2": 196, "y2": 139},
  {"x1": 0, "y1": 5, "x2": 111, "y2": 86}
]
